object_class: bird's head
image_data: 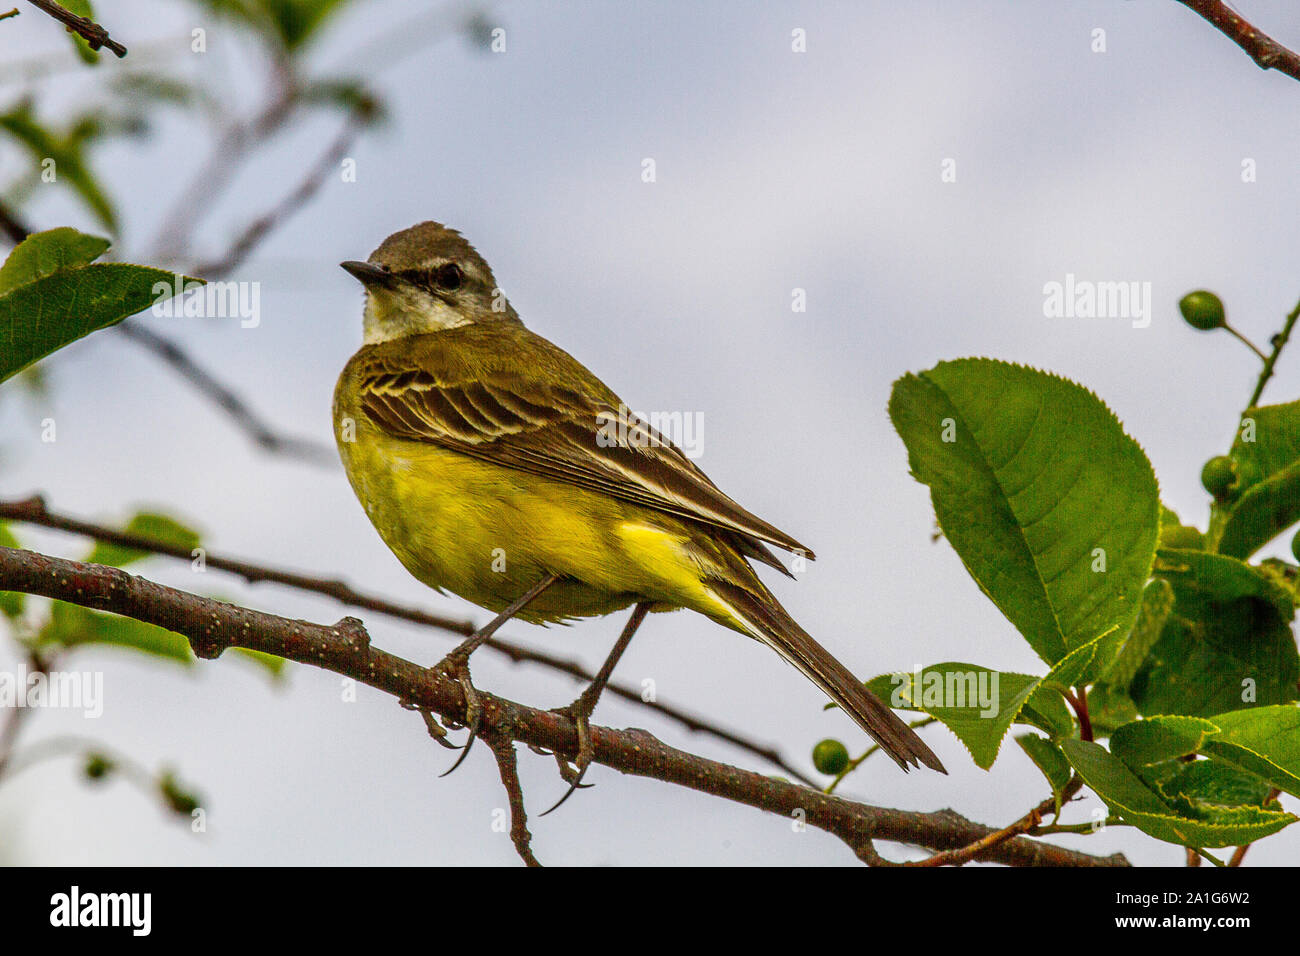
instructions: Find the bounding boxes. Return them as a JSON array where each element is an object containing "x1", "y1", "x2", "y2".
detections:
[{"x1": 341, "y1": 221, "x2": 519, "y2": 343}]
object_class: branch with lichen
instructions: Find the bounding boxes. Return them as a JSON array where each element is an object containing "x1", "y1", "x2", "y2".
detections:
[{"x1": 0, "y1": 544, "x2": 1129, "y2": 867}]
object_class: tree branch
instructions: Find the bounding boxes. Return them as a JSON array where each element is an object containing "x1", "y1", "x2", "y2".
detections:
[
  {"x1": 0, "y1": 544, "x2": 1129, "y2": 866},
  {"x1": 1175, "y1": 0, "x2": 1300, "y2": 83},
  {"x1": 25, "y1": 0, "x2": 126, "y2": 57},
  {"x1": 190, "y1": 105, "x2": 371, "y2": 279},
  {"x1": 110, "y1": 323, "x2": 336, "y2": 465},
  {"x1": 0, "y1": 494, "x2": 819, "y2": 787},
  {"x1": 911, "y1": 776, "x2": 1085, "y2": 867},
  {"x1": 485, "y1": 732, "x2": 541, "y2": 866}
]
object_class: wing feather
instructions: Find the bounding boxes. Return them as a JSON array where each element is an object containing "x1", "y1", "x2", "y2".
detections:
[{"x1": 354, "y1": 345, "x2": 814, "y2": 560}]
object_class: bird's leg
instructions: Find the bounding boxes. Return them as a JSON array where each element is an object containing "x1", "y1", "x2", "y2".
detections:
[
  {"x1": 542, "y1": 601, "x2": 651, "y2": 814},
  {"x1": 432, "y1": 573, "x2": 559, "y2": 771}
]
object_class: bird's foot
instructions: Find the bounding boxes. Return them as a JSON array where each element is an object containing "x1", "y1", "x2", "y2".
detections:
[
  {"x1": 399, "y1": 699, "x2": 460, "y2": 750},
  {"x1": 429, "y1": 647, "x2": 485, "y2": 775},
  {"x1": 540, "y1": 691, "x2": 600, "y2": 815}
]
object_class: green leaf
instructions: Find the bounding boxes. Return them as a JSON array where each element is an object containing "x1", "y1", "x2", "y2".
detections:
[
  {"x1": 1018, "y1": 639, "x2": 1106, "y2": 739},
  {"x1": 1210, "y1": 400, "x2": 1300, "y2": 559},
  {"x1": 0, "y1": 226, "x2": 109, "y2": 294},
  {"x1": 1159, "y1": 504, "x2": 1204, "y2": 550},
  {"x1": 40, "y1": 602, "x2": 194, "y2": 665},
  {"x1": 86, "y1": 511, "x2": 201, "y2": 568},
  {"x1": 865, "y1": 635, "x2": 1107, "y2": 768},
  {"x1": 1110, "y1": 716, "x2": 1219, "y2": 768},
  {"x1": 0, "y1": 229, "x2": 199, "y2": 383},
  {"x1": 1086, "y1": 682, "x2": 1141, "y2": 737},
  {"x1": 1132, "y1": 550, "x2": 1299, "y2": 717},
  {"x1": 1256, "y1": 558, "x2": 1300, "y2": 606},
  {"x1": 1062, "y1": 738, "x2": 1296, "y2": 848},
  {"x1": 1019, "y1": 685, "x2": 1075, "y2": 738},
  {"x1": 1103, "y1": 577, "x2": 1174, "y2": 689},
  {"x1": 889, "y1": 359, "x2": 1160, "y2": 668},
  {"x1": 867, "y1": 664, "x2": 1040, "y2": 769},
  {"x1": 1162, "y1": 760, "x2": 1274, "y2": 809},
  {"x1": 1200, "y1": 704, "x2": 1300, "y2": 798},
  {"x1": 1017, "y1": 733, "x2": 1072, "y2": 814}
]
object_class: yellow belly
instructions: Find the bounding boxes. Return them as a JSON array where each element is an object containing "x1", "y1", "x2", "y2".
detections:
[{"x1": 334, "y1": 416, "x2": 725, "y2": 625}]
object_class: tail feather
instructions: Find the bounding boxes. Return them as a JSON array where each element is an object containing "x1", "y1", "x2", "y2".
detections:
[{"x1": 709, "y1": 580, "x2": 946, "y2": 774}]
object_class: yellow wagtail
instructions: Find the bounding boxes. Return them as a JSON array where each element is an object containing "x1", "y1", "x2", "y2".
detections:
[{"x1": 334, "y1": 222, "x2": 945, "y2": 802}]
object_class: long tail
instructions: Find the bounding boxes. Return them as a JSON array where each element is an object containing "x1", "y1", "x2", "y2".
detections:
[{"x1": 709, "y1": 580, "x2": 946, "y2": 773}]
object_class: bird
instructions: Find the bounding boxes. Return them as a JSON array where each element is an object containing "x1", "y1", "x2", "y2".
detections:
[{"x1": 333, "y1": 221, "x2": 945, "y2": 806}]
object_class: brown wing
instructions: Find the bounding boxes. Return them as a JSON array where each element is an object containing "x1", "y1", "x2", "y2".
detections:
[{"x1": 356, "y1": 361, "x2": 814, "y2": 563}]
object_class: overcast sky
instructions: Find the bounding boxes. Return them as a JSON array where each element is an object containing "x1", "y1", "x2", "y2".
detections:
[{"x1": 2, "y1": 0, "x2": 1298, "y2": 865}]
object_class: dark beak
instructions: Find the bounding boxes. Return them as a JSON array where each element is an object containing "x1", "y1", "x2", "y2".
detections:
[{"x1": 340, "y1": 260, "x2": 396, "y2": 288}]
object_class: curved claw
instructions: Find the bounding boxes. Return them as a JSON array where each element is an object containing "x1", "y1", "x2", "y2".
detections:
[
  {"x1": 431, "y1": 661, "x2": 484, "y2": 776},
  {"x1": 540, "y1": 709, "x2": 595, "y2": 816},
  {"x1": 439, "y1": 733, "x2": 477, "y2": 776}
]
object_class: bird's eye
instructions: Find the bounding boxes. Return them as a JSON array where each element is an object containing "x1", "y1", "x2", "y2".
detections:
[{"x1": 432, "y1": 263, "x2": 463, "y2": 291}]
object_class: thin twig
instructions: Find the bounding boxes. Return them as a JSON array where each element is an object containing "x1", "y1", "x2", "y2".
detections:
[
  {"x1": 1224, "y1": 324, "x2": 1268, "y2": 362},
  {"x1": 1247, "y1": 297, "x2": 1300, "y2": 408},
  {"x1": 485, "y1": 731, "x2": 541, "y2": 866},
  {"x1": 912, "y1": 776, "x2": 1085, "y2": 867},
  {"x1": 0, "y1": 544, "x2": 1130, "y2": 866},
  {"x1": 910, "y1": 807, "x2": 1045, "y2": 867},
  {"x1": 0, "y1": 732, "x2": 197, "y2": 822},
  {"x1": 150, "y1": 69, "x2": 298, "y2": 262},
  {"x1": 191, "y1": 106, "x2": 369, "y2": 278},
  {"x1": 0, "y1": 206, "x2": 337, "y2": 466},
  {"x1": 0, "y1": 649, "x2": 49, "y2": 779},
  {"x1": 112, "y1": 323, "x2": 336, "y2": 464},
  {"x1": 24, "y1": 0, "x2": 126, "y2": 57},
  {"x1": 0, "y1": 494, "x2": 820, "y2": 787},
  {"x1": 1175, "y1": 1, "x2": 1300, "y2": 84},
  {"x1": 1066, "y1": 687, "x2": 1093, "y2": 742}
]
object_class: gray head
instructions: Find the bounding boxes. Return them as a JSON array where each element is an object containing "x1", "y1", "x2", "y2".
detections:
[{"x1": 341, "y1": 221, "x2": 520, "y2": 343}]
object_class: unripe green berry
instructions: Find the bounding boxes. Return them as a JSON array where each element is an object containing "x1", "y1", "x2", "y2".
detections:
[
  {"x1": 1291, "y1": 530, "x2": 1300, "y2": 564},
  {"x1": 1179, "y1": 290, "x2": 1226, "y2": 331},
  {"x1": 812, "y1": 738, "x2": 850, "y2": 775},
  {"x1": 1201, "y1": 455, "x2": 1237, "y2": 499}
]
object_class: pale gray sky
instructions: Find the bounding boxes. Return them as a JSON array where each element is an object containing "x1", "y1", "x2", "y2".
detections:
[{"x1": 1, "y1": 0, "x2": 1298, "y2": 865}]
